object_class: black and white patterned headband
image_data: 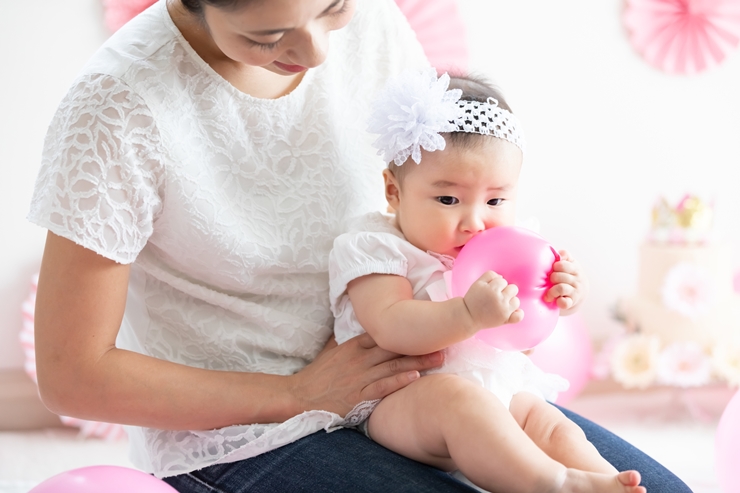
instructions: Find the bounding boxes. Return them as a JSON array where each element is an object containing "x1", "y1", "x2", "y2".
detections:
[{"x1": 367, "y1": 69, "x2": 526, "y2": 166}]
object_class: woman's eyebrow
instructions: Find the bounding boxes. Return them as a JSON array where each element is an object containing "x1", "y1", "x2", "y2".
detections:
[{"x1": 248, "y1": 0, "x2": 343, "y2": 36}]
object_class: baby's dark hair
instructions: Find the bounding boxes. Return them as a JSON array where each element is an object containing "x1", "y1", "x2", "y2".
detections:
[{"x1": 387, "y1": 74, "x2": 513, "y2": 185}]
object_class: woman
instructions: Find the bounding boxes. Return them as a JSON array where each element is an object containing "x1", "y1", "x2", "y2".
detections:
[{"x1": 29, "y1": 0, "x2": 692, "y2": 491}]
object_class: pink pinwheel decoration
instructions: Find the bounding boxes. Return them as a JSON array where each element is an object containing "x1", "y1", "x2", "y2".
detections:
[
  {"x1": 624, "y1": 0, "x2": 740, "y2": 74},
  {"x1": 394, "y1": 0, "x2": 470, "y2": 74},
  {"x1": 103, "y1": 0, "x2": 156, "y2": 32}
]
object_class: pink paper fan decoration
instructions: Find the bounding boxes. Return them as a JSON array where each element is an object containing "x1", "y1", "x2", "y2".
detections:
[
  {"x1": 20, "y1": 274, "x2": 126, "y2": 441},
  {"x1": 624, "y1": 0, "x2": 740, "y2": 74},
  {"x1": 103, "y1": 0, "x2": 157, "y2": 32},
  {"x1": 394, "y1": 0, "x2": 469, "y2": 74}
]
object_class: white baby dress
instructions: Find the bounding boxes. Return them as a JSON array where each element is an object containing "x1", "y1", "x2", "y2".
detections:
[{"x1": 329, "y1": 212, "x2": 569, "y2": 417}]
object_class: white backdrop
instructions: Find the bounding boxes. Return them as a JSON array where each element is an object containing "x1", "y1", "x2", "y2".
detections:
[{"x1": 1, "y1": 0, "x2": 739, "y2": 370}]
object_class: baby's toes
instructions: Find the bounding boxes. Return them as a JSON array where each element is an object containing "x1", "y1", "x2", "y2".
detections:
[{"x1": 617, "y1": 470, "x2": 641, "y2": 487}]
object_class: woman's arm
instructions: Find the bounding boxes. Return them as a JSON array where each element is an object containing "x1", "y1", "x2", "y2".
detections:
[
  {"x1": 347, "y1": 271, "x2": 522, "y2": 356},
  {"x1": 35, "y1": 232, "x2": 442, "y2": 430}
]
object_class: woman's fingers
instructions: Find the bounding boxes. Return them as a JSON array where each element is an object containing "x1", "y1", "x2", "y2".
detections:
[
  {"x1": 297, "y1": 333, "x2": 444, "y2": 414},
  {"x1": 359, "y1": 369, "x2": 421, "y2": 401}
]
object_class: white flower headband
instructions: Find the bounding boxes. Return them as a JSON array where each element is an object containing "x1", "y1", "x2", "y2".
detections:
[{"x1": 368, "y1": 69, "x2": 526, "y2": 166}]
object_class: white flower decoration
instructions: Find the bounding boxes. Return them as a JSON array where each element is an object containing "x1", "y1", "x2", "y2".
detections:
[
  {"x1": 661, "y1": 263, "x2": 716, "y2": 318},
  {"x1": 368, "y1": 69, "x2": 462, "y2": 166},
  {"x1": 656, "y1": 341, "x2": 711, "y2": 388},
  {"x1": 712, "y1": 342, "x2": 740, "y2": 387},
  {"x1": 610, "y1": 334, "x2": 660, "y2": 389}
]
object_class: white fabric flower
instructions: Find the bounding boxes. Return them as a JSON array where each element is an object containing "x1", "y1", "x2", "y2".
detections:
[
  {"x1": 610, "y1": 334, "x2": 660, "y2": 389},
  {"x1": 368, "y1": 69, "x2": 462, "y2": 165},
  {"x1": 661, "y1": 262, "x2": 716, "y2": 317},
  {"x1": 592, "y1": 332, "x2": 625, "y2": 380},
  {"x1": 712, "y1": 342, "x2": 740, "y2": 387},
  {"x1": 656, "y1": 341, "x2": 712, "y2": 387}
]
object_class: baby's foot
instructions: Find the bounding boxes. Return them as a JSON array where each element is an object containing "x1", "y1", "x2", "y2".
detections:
[{"x1": 558, "y1": 468, "x2": 646, "y2": 493}]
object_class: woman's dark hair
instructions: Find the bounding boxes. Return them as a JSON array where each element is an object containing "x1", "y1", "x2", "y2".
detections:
[{"x1": 181, "y1": 0, "x2": 254, "y2": 14}]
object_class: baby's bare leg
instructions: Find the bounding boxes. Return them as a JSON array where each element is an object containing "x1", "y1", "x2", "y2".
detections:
[
  {"x1": 509, "y1": 392, "x2": 616, "y2": 474},
  {"x1": 368, "y1": 375, "x2": 646, "y2": 493},
  {"x1": 368, "y1": 374, "x2": 570, "y2": 492}
]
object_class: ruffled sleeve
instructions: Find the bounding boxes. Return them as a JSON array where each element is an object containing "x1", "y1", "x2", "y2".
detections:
[
  {"x1": 328, "y1": 230, "x2": 410, "y2": 316},
  {"x1": 27, "y1": 73, "x2": 165, "y2": 264}
]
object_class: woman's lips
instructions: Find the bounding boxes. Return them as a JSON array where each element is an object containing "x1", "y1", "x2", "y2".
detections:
[{"x1": 273, "y1": 61, "x2": 307, "y2": 73}]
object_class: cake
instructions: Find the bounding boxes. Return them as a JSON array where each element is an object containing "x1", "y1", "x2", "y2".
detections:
[{"x1": 597, "y1": 195, "x2": 740, "y2": 389}]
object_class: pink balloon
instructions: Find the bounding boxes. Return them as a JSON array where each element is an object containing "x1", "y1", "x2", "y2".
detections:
[
  {"x1": 451, "y1": 226, "x2": 560, "y2": 351},
  {"x1": 29, "y1": 466, "x2": 177, "y2": 493},
  {"x1": 716, "y1": 390, "x2": 740, "y2": 493},
  {"x1": 528, "y1": 314, "x2": 593, "y2": 405}
]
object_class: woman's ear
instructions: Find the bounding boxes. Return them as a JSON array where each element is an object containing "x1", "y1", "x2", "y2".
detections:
[{"x1": 382, "y1": 168, "x2": 401, "y2": 212}]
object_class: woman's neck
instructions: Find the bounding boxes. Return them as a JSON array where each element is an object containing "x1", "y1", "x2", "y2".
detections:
[{"x1": 166, "y1": 0, "x2": 304, "y2": 99}]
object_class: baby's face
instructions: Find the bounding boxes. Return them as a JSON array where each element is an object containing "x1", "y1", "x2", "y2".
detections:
[{"x1": 386, "y1": 138, "x2": 522, "y2": 258}]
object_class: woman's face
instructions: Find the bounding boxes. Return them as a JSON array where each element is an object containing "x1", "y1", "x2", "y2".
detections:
[{"x1": 202, "y1": 0, "x2": 355, "y2": 75}]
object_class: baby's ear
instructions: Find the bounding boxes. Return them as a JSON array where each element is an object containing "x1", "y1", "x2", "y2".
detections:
[{"x1": 382, "y1": 169, "x2": 401, "y2": 211}]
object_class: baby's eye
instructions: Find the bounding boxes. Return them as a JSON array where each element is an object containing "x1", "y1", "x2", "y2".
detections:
[
  {"x1": 488, "y1": 198, "x2": 504, "y2": 206},
  {"x1": 436, "y1": 196, "x2": 459, "y2": 205}
]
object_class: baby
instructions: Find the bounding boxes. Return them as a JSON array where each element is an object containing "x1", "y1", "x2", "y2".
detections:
[{"x1": 328, "y1": 70, "x2": 646, "y2": 493}]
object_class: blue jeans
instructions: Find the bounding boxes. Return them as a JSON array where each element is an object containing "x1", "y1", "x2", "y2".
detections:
[{"x1": 163, "y1": 404, "x2": 693, "y2": 492}]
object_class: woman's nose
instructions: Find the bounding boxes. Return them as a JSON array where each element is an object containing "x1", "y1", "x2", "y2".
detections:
[{"x1": 289, "y1": 25, "x2": 329, "y2": 68}]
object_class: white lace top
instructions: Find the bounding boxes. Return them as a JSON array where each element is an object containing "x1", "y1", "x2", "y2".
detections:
[{"x1": 27, "y1": 0, "x2": 428, "y2": 478}]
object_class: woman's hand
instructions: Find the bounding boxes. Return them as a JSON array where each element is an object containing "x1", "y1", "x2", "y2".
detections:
[
  {"x1": 544, "y1": 249, "x2": 589, "y2": 315},
  {"x1": 462, "y1": 270, "x2": 524, "y2": 331},
  {"x1": 287, "y1": 333, "x2": 444, "y2": 417}
]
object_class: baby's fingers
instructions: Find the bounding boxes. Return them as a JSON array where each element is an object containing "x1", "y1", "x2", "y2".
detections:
[
  {"x1": 476, "y1": 270, "x2": 505, "y2": 286},
  {"x1": 545, "y1": 283, "x2": 575, "y2": 302},
  {"x1": 507, "y1": 308, "x2": 524, "y2": 324},
  {"x1": 502, "y1": 283, "x2": 519, "y2": 299},
  {"x1": 550, "y1": 271, "x2": 577, "y2": 286},
  {"x1": 556, "y1": 296, "x2": 574, "y2": 310}
]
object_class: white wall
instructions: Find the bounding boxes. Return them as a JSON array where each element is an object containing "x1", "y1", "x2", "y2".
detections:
[
  {"x1": 2, "y1": 0, "x2": 739, "y2": 370},
  {"x1": 457, "y1": 1, "x2": 740, "y2": 341},
  {"x1": 1, "y1": 0, "x2": 108, "y2": 369}
]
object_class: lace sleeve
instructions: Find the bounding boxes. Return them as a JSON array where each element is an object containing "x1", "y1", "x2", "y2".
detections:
[{"x1": 28, "y1": 73, "x2": 165, "y2": 264}]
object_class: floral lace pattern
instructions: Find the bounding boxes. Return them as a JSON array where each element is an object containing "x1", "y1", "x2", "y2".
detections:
[{"x1": 28, "y1": 0, "x2": 428, "y2": 478}]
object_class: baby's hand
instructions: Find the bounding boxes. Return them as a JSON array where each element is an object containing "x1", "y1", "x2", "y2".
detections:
[
  {"x1": 463, "y1": 271, "x2": 524, "y2": 331},
  {"x1": 544, "y1": 250, "x2": 588, "y2": 314}
]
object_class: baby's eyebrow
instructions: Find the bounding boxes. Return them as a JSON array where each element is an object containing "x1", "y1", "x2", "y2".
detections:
[
  {"x1": 431, "y1": 180, "x2": 458, "y2": 188},
  {"x1": 431, "y1": 180, "x2": 511, "y2": 192}
]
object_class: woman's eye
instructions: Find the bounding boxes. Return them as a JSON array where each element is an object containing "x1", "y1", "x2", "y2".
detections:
[
  {"x1": 488, "y1": 198, "x2": 504, "y2": 206},
  {"x1": 436, "y1": 196, "x2": 459, "y2": 205},
  {"x1": 331, "y1": 0, "x2": 350, "y2": 16},
  {"x1": 245, "y1": 37, "x2": 282, "y2": 51}
]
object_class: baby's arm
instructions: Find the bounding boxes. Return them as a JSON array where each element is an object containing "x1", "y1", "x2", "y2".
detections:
[
  {"x1": 347, "y1": 271, "x2": 523, "y2": 355},
  {"x1": 544, "y1": 249, "x2": 589, "y2": 316}
]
